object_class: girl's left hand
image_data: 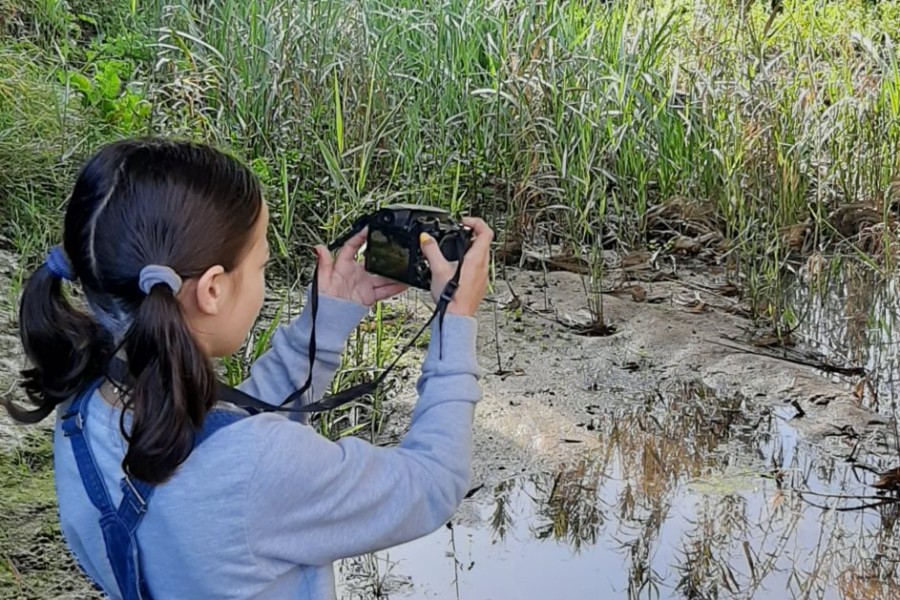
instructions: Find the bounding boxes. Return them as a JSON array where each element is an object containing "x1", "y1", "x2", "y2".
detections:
[{"x1": 314, "y1": 228, "x2": 408, "y2": 307}]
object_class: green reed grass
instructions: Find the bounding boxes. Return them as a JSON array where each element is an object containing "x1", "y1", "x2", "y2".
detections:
[{"x1": 5, "y1": 0, "x2": 900, "y2": 417}]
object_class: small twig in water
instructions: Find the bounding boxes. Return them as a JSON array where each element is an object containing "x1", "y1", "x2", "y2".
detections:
[{"x1": 797, "y1": 489, "x2": 900, "y2": 512}]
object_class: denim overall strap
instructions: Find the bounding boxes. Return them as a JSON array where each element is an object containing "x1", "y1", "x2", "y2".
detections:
[
  {"x1": 62, "y1": 379, "x2": 247, "y2": 600},
  {"x1": 62, "y1": 378, "x2": 153, "y2": 600},
  {"x1": 193, "y1": 408, "x2": 248, "y2": 446},
  {"x1": 61, "y1": 378, "x2": 113, "y2": 513}
]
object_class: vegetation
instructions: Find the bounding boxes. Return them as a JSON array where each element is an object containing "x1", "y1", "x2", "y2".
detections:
[
  {"x1": 2, "y1": 0, "x2": 899, "y2": 443},
  {"x1": 0, "y1": 429, "x2": 103, "y2": 598},
  {"x1": 4, "y1": 0, "x2": 900, "y2": 323}
]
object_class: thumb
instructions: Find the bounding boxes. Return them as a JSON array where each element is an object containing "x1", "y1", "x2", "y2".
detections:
[
  {"x1": 420, "y1": 233, "x2": 457, "y2": 306},
  {"x1": 419, "y1": 233, "x2": 451, "y2": 275}
]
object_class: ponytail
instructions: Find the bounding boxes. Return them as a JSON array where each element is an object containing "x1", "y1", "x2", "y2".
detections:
[
  {"x1": 121, "y1": 282, "x2": 217, "y2": 484},
  {"x1": 5, "y1": 264, "x2": 112, "y2": 424}
]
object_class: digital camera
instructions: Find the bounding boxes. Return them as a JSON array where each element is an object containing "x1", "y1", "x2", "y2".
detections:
[{"x1": 363, "y1": 204, "x2": 472, "y2": 290}]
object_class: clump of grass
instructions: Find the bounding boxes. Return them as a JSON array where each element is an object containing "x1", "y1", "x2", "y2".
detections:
[{"x1": 0, "y1": 429, "x2": 103, "y2": 598}]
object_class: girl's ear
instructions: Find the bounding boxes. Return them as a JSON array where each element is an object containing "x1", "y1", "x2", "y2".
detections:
[{"x1": 193, "y1": 265, "x2": 227, "y2": 316}]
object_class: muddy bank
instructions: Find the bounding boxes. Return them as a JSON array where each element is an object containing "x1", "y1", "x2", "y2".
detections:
[
  {"x1": 403, "y1": 265, "x2": 890, "y2": 479},
  {"x1": 1, "y1": 250, "x2": 897, "y2": 599}
]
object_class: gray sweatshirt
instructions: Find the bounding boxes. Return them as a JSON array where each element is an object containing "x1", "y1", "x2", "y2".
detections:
[{"x1": 52, "y1": 291, "x2": 482, "y2": 599}]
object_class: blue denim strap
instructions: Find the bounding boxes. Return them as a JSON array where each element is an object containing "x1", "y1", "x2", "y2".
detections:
[
  {"x1": 62, "y1": 379, "x2": 246, "y2": 600},
  {"x1": 61, "y1": 379, "x2": 112, "y2": 513},
  {"x1": 62, "y1": 378, "x2": 153, "y2": 599}
]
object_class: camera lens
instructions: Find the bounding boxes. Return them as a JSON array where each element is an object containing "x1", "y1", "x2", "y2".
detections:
[{"x1": 439, "y1": 234, "x2": 460, "y2": 261}]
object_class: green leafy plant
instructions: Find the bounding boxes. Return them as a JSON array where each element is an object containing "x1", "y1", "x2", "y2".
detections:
[{"x1": 61, "y1": 59, "x2": 149, "y2": 132}]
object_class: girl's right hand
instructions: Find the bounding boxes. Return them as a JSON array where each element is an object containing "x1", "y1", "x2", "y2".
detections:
[{"x1": 419, "y1": 217, "x2": 493, "y2": 317}]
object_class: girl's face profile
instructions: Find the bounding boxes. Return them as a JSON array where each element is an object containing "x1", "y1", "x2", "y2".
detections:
[{"x1": 185, "y1": 200, "x2": 271, "y2": 358}]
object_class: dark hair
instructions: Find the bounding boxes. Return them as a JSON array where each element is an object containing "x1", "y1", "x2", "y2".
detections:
[{"x1": 4, "y1": 138, "x2": 263, "y2": 484}]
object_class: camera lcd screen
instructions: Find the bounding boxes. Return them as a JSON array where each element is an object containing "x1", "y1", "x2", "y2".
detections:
[{"x1": 367, "y1": 229, "x2": 409, "y2": 282}]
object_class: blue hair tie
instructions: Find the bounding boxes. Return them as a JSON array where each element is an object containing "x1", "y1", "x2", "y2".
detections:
[
  {"x1": 45, "y1": 246, "x2": 76, "y2": 281},
  {"x1": 139, "y1": 265, "x2": 183, "y2": 295}
]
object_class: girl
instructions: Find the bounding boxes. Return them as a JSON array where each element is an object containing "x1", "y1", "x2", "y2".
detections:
[{"x1": 4, "y1": 137, "x2": 492, "y2": 599}]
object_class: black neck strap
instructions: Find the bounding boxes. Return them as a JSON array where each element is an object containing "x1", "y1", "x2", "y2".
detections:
[{"x1": 273, "y1": 232, "x2": 466, "y2": 412}]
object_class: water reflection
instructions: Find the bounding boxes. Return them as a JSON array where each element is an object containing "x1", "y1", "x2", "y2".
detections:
[
  {"x1": 337, "y1": 380, "x2": 900, "y2": 599},
  {"x1": 785, "y1": 257, "x2": 900, "y2": 417}
]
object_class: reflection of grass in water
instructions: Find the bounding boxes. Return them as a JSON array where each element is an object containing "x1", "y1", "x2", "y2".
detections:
[
  {"x1": 785, "y1": 254, "x2": 900, "y2": 416},
  {"x1": 613, "y1": 381, "x2": 754, "y2": 509},
  {"x1": 674, "y1": 495, "x2": 755, "y2": 599},
  {"x1": 494, "y1": 379, "x2": 900, "y2": 598},
  {"x1": 490, "y1": 478, "x2": 515, "y2": 542},
  {"x1": 839, "y1": 564, "x2": 900, "y2": 600},
  {"x1": 337, "y1": 552, "x2": 411, "y2": 600},
  {"x1": 0, "y1": 429, "x2": 102, "y2": 599},
  {"x1": 608, "y1": 382, "x2": 760, "y2": 598},
  {"x1": 530, "y1": 458, "x2": 606, "y2": 552},
  {"x1": 508, "y1": 380, "x2": 760, "y2": 565}
]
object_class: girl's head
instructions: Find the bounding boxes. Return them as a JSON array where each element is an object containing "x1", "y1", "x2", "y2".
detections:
[{"x1": 7, "y1": 137, "x2": 268, "y2": 483}]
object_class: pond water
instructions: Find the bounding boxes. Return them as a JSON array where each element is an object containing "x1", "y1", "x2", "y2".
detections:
[
  {"x1": 338, "y1": 379, "x2": 900, "y2": 599},
  {"x1": 785, "y1": 260, "x2": 900, "y2": 418}
]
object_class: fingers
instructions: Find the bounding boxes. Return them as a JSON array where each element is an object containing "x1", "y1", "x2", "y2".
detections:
[
  {"x1": 336, "y1": 227, "x2": 368, "y2": 264},
  {"x1": 314, "y1": 244, "x2": 334, "y2": 279},
  {"x1": 462, "y1": 217, "x2": 493, "y2": 258},
  {"x1": 461, "y1": 216, "x2": 491, "y2": 235},
  {"x1": 446, "y1": 218, "x2": 494, "y2": 316}
]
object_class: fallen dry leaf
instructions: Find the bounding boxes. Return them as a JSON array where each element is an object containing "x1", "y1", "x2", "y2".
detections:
[
  {"x1": 715, "y1": 282, "x2": 740, "y2": 297},
  {"x1": 630, "y1": 285, "x2": 647, "y2": 302},
  {"x1": 621, "y1": 250, "x2": 652, "y2": 268},
  {"x1": 689, "y1": 300, "x2": 708, "y2": 313},
  {"x1": 673, "y1": 236, "x2": 702, "y2": 254}
]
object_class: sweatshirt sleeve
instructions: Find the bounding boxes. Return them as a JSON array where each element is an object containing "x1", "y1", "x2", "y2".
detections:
[
  {"x1": 236, "y1": 287, "x2": 370, "y2": 424},
  {"x1": 243, "y1": 314, "x2": 482, "y2": 570}
]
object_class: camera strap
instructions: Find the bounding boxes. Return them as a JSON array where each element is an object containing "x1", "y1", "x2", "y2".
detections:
[
  {"x1": 101, "y1": 232, "x2": 465, "y2": 416},
  {"x1": 267, "y1": 231, "x2": 466, "y2": 413}
]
